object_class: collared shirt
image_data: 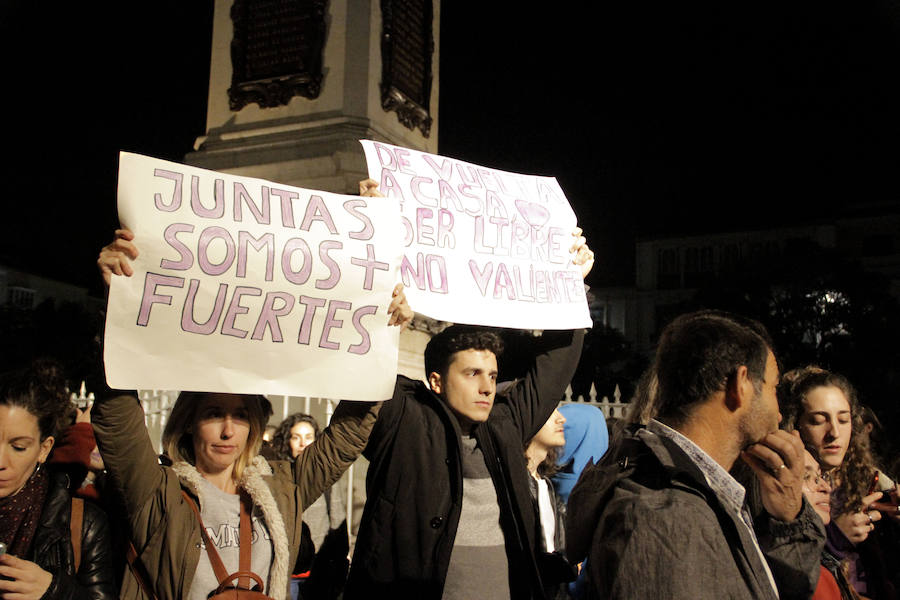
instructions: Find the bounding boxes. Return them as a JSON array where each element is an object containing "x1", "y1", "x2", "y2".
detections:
[{"x1": 647, "y1": 419, "x2": 780, "y2": 598}]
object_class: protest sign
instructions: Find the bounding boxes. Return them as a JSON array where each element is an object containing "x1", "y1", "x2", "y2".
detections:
[
  {"x1": 360, "y1": 140, "x2": 592, "y2": 329},
  {"x1": 104, "y1": 152, "x2": 403, "y2": 400}
]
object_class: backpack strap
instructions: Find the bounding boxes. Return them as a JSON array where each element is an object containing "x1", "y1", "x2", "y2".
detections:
[{"x1": 70, "y1": 497, "x2": 84, "y2": 572}]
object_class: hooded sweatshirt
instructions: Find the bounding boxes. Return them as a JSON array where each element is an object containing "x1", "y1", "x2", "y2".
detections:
[{"x1": 551, "y1": 403, "x2": 608, "y2": 505}]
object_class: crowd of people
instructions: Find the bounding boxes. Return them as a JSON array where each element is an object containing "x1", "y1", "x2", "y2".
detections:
[{"x1": 0, "y1": 181, "x2": 897, "y2": 600}]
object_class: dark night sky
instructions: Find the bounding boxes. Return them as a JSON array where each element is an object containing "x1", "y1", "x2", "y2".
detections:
[{"x1": 3, "y1": 1, "x2": 900, "y2": 294}]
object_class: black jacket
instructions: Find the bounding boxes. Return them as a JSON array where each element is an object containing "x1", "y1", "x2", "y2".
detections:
[
  {"x1": 30, "y1": 471, "x2": 117, "y2": 600},
  {"x1": 345, "y1": 328, "x2": 584, "y2": 600},
  {"x1": 528, "y1": 475, "x2": 576, "y2": 600}
]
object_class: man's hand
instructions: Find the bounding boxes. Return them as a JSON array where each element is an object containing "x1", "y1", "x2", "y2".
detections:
[
  {"x1": 359, "y1": 178, "x2": 383, "y2": 197},
  {"x1": 570, "y1": 227, "x2": 595, "y2": 280},
  {"x1": 740, "y1": 430, "x2": 805, "y2": 521},
  {"x1": 387, "y1": 283, "x2": 413, "y2": 329},
  {"x1": 834, "y1": 492, "x2": 883, "y2": 544},
  {"x1": 97, "y1": 228, "x2": 138, "y2": 286},
  {"x1": 0, "y1": 554, "x2": 54, "y2": 600}
]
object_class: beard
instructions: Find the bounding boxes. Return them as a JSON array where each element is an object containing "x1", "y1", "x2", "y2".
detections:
[{"x1": 738, "y1": 388, "x2": 779, "y2": 448}]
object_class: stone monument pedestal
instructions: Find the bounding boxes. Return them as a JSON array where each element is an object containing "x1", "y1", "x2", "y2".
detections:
[{"x1": 186, "y1": 0, "x2": 440, "y2": 197}]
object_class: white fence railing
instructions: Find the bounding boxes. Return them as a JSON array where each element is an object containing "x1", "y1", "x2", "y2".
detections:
[{"x1": 561, "y1": 383, "x2": 630, "y2": 420}]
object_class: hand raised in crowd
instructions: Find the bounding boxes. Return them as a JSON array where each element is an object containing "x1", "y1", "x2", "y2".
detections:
[
  {"x1": 834, "y1": 491, "x2": 883, "y2": 544},
  {"x1": 0, "y1": 554, "x2": 54, "y2": 600},
  {"x1": 740, "y1": 429, "x2": 805, "y2": 521},
  {"x1": 97, "y1": 228, "x2": 138, "y2": 286},
  {"x1": 387, "y1": 283, "x2": 414, "y2": 329},
  {"x1": 570, "y1": 227, "x2": 595, "y2": 280}
]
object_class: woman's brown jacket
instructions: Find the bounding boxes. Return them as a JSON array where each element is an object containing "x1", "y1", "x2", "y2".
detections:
[{"x1": 92, "y1": 394, "x2": 378, "y2": 600}]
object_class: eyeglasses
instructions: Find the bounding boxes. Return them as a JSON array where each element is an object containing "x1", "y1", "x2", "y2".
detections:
[{"x1": 803, "y1": 470, "x2": 828, "y2": 488}]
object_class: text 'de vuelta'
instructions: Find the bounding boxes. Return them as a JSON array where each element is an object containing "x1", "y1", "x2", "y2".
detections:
[{"x1": 360, "y1": 140, "x2": 591, "y2": 330}]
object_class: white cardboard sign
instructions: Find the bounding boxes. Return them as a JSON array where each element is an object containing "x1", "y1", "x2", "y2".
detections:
[
  {"x1": 104, "y1": 152, "x2": 403, "y2": 400},
  {"x1": 360, "y1": 140, "x2": 591, "y2": 330}
]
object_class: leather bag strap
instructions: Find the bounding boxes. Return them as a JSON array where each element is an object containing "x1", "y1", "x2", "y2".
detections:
[
  {"x1": 70, "y1": 497, "x2": 84, "y2": 572},
  {"x1": 182, "y1": 489, "x2": 263, "y2": 592},
  {"x1": 182, "y1": 490, "x2": 231, "y2": 585},
  {"x1": 238, "y1": 491, "x2": 253, "y2": 590}
]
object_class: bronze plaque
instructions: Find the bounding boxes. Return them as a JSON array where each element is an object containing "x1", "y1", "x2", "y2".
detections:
[
  {"x1": 381, "y1": 0, "x2": 433, "y2": 137},
  {"x1": 229, "y1": 0, "x2": 328, "y2": 110}
]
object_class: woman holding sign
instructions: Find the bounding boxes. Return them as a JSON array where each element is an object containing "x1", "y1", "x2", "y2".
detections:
[{"x1": 94, "y1": 229, "x2": 413, "y2": 600}]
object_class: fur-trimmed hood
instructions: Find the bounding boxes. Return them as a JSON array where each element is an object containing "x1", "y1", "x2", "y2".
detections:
[
  {"x1": 93, "y1": 395, "x2": 379, "y2": 600},
  {"x1": 173, "y1": 456, "x2": 290, "y2": 600}
]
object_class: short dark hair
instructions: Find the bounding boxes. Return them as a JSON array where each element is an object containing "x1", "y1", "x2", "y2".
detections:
[
  {"x1": 271, "y1": 413, "x2": 320, "y2": 461},
  {"x1": 655, "y1": 310, "x2": 772, "y2": 427},
  {"x1": 424, "y1": 325, "x2": 505, "y2": 379}
]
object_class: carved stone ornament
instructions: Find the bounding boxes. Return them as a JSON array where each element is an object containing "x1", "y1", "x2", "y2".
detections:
[
  {"x1": 380, "y1": 0, "x2": 434, "y2": 137},
  {"x1": 228, "y1": 0, "x2": 328, "y2": 110}
]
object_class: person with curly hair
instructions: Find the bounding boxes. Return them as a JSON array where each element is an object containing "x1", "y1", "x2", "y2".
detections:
[
  {"x1": 270, "y1": 413, "x2": 348, "y2": 600},
  {"x1": 271, "y1": 414, "x2": 320, "y2": 463},
  {"x1": 780, "y1": 366, "x2": 899, "y2": 600},
  {"x1": 0, "y1": 360, "x2": 117, "y2": 600}
]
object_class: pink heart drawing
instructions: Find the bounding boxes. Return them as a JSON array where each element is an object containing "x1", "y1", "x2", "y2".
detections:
[{"x1": 514, "y1": 199, "x2": 551, "y2": 228}]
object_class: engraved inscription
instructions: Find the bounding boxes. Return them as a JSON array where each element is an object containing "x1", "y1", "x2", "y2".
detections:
[{"x1": 229, "y1": 0, "x2": 328, "y2": 110}]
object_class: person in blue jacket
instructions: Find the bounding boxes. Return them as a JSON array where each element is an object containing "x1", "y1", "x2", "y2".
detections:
[
  {"x1": 553, "y1": 403, "x2": 608, "y2": 505},
  {"x1": 551, "y1": 402, "x2": 608, "y2": 598}
]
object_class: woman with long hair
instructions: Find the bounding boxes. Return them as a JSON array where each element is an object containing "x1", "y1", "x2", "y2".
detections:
[
  {"x1": 93, "y1": 389, "x2": 386, "y2": 600},
  {"x1": 271, "y1": 414, "x2": 320, "y2": 463},
  {"x1": 0, "y1": 360, "x2": 116, "y2": 600},
  {"x1": 780, "y1": 366, "x2": 898, "y2": 600},
  {"x1": 94, "y1": 230, "x2": 412, "y2": 600},
  {"x1": 270, "y1": 412, "x2": 349, "y2": 600}
]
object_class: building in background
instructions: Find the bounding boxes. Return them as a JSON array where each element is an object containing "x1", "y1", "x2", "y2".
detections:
[{"x1": 591, "y1": 209, "x2": 900, "y2": 357}]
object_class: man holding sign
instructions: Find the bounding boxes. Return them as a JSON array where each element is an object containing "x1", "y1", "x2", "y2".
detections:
[
  {"x1": 344, "y1": 180, "x2": 594, "y2": 600},
  {"x1": 358, "y1": 140, "x2": 594, "y2": 332}
]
